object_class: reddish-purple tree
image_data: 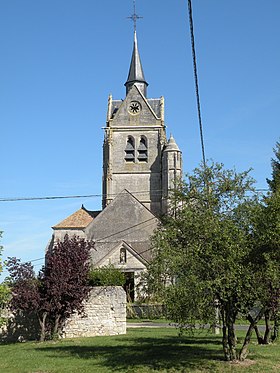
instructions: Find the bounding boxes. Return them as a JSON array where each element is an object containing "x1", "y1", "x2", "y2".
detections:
[
  {"x1": 6, "y1": 235, "x2": 94, "y2": 341},
  {"x1": 6, "y1": 257, "x2": 48, "y2": 341},
  {"x1": 44, "y1": 234, "x2": 94, "y2": 336}
]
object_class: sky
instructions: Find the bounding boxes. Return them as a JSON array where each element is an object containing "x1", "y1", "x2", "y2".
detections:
[{"x1": 0, "y1": 0, "x2": 279, "y2": 279}]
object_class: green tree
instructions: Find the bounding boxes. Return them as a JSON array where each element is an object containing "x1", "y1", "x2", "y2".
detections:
[
  {"x1": 0, "y1": 231, "x2": 3, "y2": 275},
  {"x1": 0, "y1": 283, "x2": 10, "y2": 325},
  {"x1": 0, "y1": 233, "x2": 11, "y2": 326},
  {"x1": 148, "y1": 162, "x2": 259, "y2": 361},
  {"x1": 255, "y1": 139, "x2": 280, "y2": 343},
  {"x1": 249, "y1": 188, "x2": 280, "y2": 345},
  {"x1": 247, "y1": 142, "x2": 280, "y2": 344},
  {"x1": 267, "y1": 140, "x2": 280, "y2": 193},
  {"x1": 237, "y1": 191, "x2": 280, "y2": 360}
]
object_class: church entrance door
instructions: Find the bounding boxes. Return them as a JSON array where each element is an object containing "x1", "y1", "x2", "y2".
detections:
[{"x1": 124, "y1": 272, "x2": 134, "y2": 302}]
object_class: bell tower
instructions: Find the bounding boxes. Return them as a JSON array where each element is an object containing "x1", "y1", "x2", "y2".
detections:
[{"x1": 102, "y1": 6, "x2": 182, "y2": 216}]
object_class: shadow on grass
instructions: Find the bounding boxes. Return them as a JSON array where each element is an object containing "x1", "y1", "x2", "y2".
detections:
[{"x1": 37, "y1": 332, "x2": 224, "y2": 371}]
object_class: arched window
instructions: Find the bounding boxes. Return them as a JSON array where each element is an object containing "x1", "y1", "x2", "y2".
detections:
[
  {"x1": 120, "y1": 248, "x2": 126, "y2": 264},
  {"x1": 138, "y1": 136, "x2": 148, "y2": 162},
  {"x1": 125, "y1": 136, "x2": 135, "y2": 162}
]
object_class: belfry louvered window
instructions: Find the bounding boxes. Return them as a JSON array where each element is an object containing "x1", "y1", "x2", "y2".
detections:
[
  {"x1": 138, "y1": 136, "x2": 148, "y2": 162},
  {"x1": 125, "y1": 136, "x2": 135, "y2": 162}
]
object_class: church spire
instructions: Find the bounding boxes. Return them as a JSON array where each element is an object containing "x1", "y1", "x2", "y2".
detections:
[{"x1": 125, "y1": 3, "x2": 148, "y2": 97}]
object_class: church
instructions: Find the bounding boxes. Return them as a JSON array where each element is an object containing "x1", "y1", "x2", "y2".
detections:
[{"x1": 48, "y1": 29, "x2": 182, "y2": 301}]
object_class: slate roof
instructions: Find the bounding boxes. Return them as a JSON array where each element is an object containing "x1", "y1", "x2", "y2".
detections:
[
  {"x1": 85, "y1": 190, "x2": 159, "y2": 265},
  {"x1": 128, "y1": 241, "x2": 153, "y2": 263},
  {"x1": 53, "y1": 205, "x2": 101, "y2": 229},
  {"x1": 147, "y1": 98, "x2": 161, "y2": 118},
  {"x1": 125, "y1": 31, "x2": 148, "y2": 88},
  {"x1": 163, "y1": 134, "x2": 181, "y2": 152}
]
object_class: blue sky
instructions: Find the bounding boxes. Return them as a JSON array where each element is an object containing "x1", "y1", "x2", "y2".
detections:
[{"x1": 0, "y1": 0, "x2": 279, "y2": 279}]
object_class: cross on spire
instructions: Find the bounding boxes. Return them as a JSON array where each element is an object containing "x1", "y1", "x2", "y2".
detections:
[{"x1": 127, "y1": 0, "x2": 143, "y2": 32}]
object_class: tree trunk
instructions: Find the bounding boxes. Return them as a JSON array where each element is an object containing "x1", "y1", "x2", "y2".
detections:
[
  {"x1": 221, "y1": 307, "x2": 230, "y2": 361},
  {"x1": 272, "y1": 316, "x2": 279, "y2": 341},
  {"x1": 225, "y1": 300, "x2": 237, "y2": 361},
  {"x1": 263, "y1": 309, "x2": 272, "y2": 344},
  {"x1": 38, "y1": 312, "x2": 48, "y2": 342},
  {"x1": 227, "y1": 320, "x2": 237, "y2": 361},
  {"x1": 53, "y1": 314, "x2": 61, "y2": 337},
  {"x1": 254, "y1": 324, "x2": 264, "y2": 344},
  {"x1": 212, "y1": 300, "x2": 220, "y2": 335},
  {"x1": 247, "y1": 312, "x2": 265, "y2": 344},
  {"x1": 239, "y1": 308, "x2": 265, "y2": 360},
  {"x1": 239, "y1": 322, "x2": 254, "y2": 361}
]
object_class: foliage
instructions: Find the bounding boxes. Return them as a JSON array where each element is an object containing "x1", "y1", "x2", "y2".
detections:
[
  {"x1": 147, "y1": 161, "x2": 260, "y2": 361},
  {"x1": 267, "y1": 140, "x2": 280, "y2": 192},
  {"x1": 5, "y1": 257, "x2": 41, "y2": 312},
  {"x1": 249, "y1": 189, "x2": 280, "y2": 343},
  {"x1": 0, "y1": 284, "x2": 10, "y2": 327},
  {"x1": 0, "y1": 283, "x2": 10, "y2": 306},
  {"x1": 88, "y1": 264, "x2": 125, "y2": 287},
  {"x1": 43, "y1": 234, "x2": 93, "y2": 336},
  {"x1": 255, "y1": 138, "x2": 280, "y2": 342},
  {"x1": 5, "y1": 235, "x2": 94, "y2": 341},
  {"x1": 0, "y1": 233, "x2": 11, "y2": 326},
  {"x1": 5, "y1": 256, "x2": 50, "y2": 341},
  {"x1": 0, "y1": 233, "x2": 3, "y2": 275}
]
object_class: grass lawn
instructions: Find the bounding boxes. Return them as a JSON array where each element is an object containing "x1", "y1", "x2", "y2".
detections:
[{"x1": 0, "y1": 328, "x2": 279, "y2": 373}]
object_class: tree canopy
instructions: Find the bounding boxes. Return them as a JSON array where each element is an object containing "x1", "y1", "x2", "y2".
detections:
[
  {"x1": 267, "y1": 140, "x2": 280, "y2": 193},
  {"x1": 147, "y1": 162, "x2": 265, "y2": 361},
  {"x1": 250, "y1": 189, "x2": 280, "y2": 343}
]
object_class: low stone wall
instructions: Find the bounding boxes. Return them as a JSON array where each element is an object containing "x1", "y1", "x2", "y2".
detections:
[
  {"x1": 62, "y1": 286, "x2": 126, "y2": 338},
  {"x1": 0, "y1": 286, "x2": 126, "y2": 341}
]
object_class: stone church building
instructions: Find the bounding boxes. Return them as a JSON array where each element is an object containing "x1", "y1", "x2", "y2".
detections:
[{"x1": 48, "y1": 30, "x2": 182, "y2": 301}]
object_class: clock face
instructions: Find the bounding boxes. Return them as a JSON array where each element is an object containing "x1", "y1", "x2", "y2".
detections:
[{"x1": 128, "y1": 101, "x2": 141, "y2": 114}]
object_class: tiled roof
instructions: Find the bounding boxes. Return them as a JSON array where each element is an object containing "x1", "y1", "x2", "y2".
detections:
[{"x1": 53, "y1": 206, "x2": 101, "y2": 229}]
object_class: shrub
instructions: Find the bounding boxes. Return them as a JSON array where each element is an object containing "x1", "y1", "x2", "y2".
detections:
[{"x1": 88, "y1": 265, "x2": 125, "y2": 286}]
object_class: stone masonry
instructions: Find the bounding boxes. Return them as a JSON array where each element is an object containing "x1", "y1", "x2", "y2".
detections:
[{"x1": 62, "y1": 286, "x2": 126, "y2": 338}]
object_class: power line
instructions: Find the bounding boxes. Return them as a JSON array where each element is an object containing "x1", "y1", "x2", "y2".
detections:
[
  {"x1": 0, "y1": 194, "x2": 101, "y2": 202},
  {"x1": 29, "y1": 257, "x2": 45, "y2": 263},
  {"x1": 0, "y1": 189, "x2": 164, "y2": 203},
  {"x1": 0, "y1": 188, "x2": 269, "y2": 203},
  {"x1": 95, "y1": 217, "x2": 158, "y2": 243},
  {"x1": 1, "y1": 258, "x2": 45, "y2": 275},
  {"x1": 2, "y1": 257, "x2": 45, "y2": 267},
  {"x1": 188, "y1": 0, "x2": 206, "y2": 169}
]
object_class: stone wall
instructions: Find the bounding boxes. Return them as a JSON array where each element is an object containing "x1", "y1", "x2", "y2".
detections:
[
  {"x1": 0, "y1": 286, "x2": 126, "y2": 341},
  {"x1": 62, "y1": 286, "x2": 126, "y2": 338}
]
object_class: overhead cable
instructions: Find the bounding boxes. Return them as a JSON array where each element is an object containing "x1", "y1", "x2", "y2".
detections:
[
  {"x1": 187, "y1": 0, "x2": 207, "y2": 169},
  {"x1": 0, "y1": 188, "x2": 269, "y2": 203}
]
